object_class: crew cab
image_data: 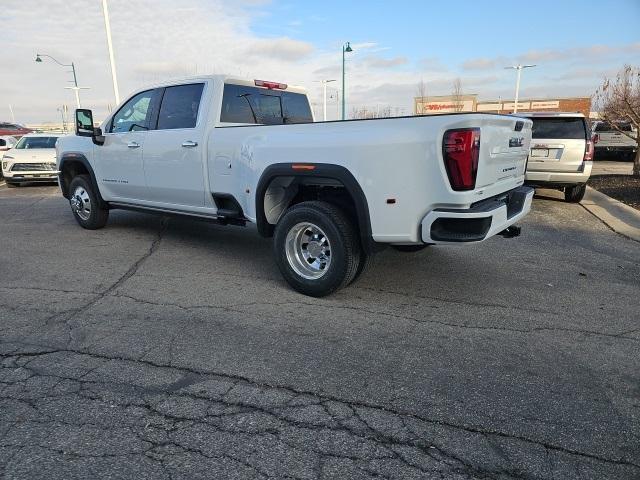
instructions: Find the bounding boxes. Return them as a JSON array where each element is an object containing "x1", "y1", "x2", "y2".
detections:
[{"x1": 56, "y1": 75, "x2": 534, "y2": 296}]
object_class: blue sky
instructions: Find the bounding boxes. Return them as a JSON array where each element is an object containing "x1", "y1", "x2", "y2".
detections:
[
  {"x1": 251, "y1": 0, "x2": 640, "y2": 100},
  {"x1": 1, "y1": 0, "x2": 639, "y2": 122}
]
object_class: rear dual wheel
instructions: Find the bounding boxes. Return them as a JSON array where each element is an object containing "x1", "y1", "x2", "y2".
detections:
[{"x1": 274, "y1": 201, "x2": 362, "y2": 297}]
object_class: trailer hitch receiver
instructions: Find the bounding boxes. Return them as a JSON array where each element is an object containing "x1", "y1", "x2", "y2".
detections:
[{"x1": 498, "y1": 225, "x2": 521, "y2": 238}]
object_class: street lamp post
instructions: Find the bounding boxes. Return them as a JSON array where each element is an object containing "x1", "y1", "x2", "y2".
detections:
[
  {"x1": 504, "y1": 64, "x2": 536, "y2": 113},
  {"x1": 321, "y1": 79, "x2": 336, "y2": 121},
  {"x1": 341, "y1": 42, "x2": 353, "y2": 120},
  {"x1": 35, "y1": 54, "x2": 88, "y2": 108},
  {"x1": 101, "y1": 0, "x2": 121, "y2": 105}
]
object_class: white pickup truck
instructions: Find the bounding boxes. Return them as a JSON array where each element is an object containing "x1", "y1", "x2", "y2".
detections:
[{"x1": 57, "y1": 75, "x2": 534, "y2": 296}]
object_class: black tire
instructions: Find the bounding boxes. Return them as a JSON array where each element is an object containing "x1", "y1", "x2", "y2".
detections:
[
  {"x1": 564, "y1": 184, "x2": 586, "y2": 203},
  {"x1": 68, "y1": 175, "x2": 109, "y2": 229},
  {"x1": 6, "y1": 182, "x2": 19, "y2": 188},
  {"x1": 392, "y1": 244, "x2": 430, "y2": 253},
  {"x1": 350, "y1": 249, "x2": 375, "y2": 284},
  {"x1": 274, "y1": 201, "x2": 360, "y2": 297}
]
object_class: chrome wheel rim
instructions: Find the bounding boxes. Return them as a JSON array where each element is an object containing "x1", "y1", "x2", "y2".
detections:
[
  {"x1": 70, "y1": 185, "x2": 91, "y2": 221},
  {"x1": 285, "y1": 222, "x2": 332, "y2": 280}
]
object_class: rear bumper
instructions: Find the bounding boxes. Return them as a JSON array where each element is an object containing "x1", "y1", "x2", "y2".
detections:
[
  {"x1": 525, "y1": 161, "x2": 592, "y2": 187},
  {"x1": 421, "y1": 186, "x2": 534, "y2": 244},
  {"x1": 595, "y1": 146, "x2": 636, "y2": 153}
]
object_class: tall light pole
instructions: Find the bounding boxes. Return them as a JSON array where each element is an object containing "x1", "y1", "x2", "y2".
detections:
[
  {"x1": 341, "y1": 42, "x2": 353, "y2": 120},
  {"x1": 504, "y1": 64, "x2": 536, "y2": 113},
  {"x1": 102, "y1": 0, "x2": 121, "y2": 105},
  {"x1": 35, "y1": 54, "x2": 88, "y2": 108},
  {"x1": 321, "y1": 79, "x2": 336, "y2": 121}
]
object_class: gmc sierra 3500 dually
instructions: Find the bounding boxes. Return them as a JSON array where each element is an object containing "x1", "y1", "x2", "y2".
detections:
[{"x1": 56, "y1": 75, "x2": 534, "y2": 296}]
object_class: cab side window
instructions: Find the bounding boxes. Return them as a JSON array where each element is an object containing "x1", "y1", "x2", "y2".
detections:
[
  {"x1": 110, "y1": 90, "x2": 154, "y2": 133},
  {"x1": 157, "y1": 83, "x2": 204, "y2": 130}
]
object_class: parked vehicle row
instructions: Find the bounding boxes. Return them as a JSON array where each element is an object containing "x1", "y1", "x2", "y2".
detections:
[{"x1": 55, "y1": 75, "x2": 534, "y2": 296}]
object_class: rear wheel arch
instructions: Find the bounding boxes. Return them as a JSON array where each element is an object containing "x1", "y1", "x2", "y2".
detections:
[{"x1": 255, "y1": 163, "x2": 373, "y2": 253}]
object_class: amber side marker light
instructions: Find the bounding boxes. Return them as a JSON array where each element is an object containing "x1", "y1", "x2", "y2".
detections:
[{"x1": 292, "y1": 164, "x2": 315, "y2": 171}]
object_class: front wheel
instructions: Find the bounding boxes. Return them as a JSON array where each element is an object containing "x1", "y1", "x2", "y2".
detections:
[
  {"x1": 564, "y1": 184, "x2": 586, "y2": 203},
  {"x1": 273, "y1": 201, "x2": 360, "y2": 297},
  {"x1": 68, "y1": 175, "x2": 109, "y2": 229}
]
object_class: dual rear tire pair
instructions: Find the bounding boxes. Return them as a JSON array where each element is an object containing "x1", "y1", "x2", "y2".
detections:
[{"x1": 273, "y1": 201, "x2": 429, "y2": 297}]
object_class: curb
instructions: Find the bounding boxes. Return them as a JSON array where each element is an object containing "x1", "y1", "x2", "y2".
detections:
[{"x1": 581, "y1": 186, "x2": 640, "y2": 242}]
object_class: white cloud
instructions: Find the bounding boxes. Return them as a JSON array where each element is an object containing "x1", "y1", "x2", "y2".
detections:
[
  {"x1": 243, "y1": 37, "x2": 314, "y2": 61},
  {"x1": 362, "y1": 56, "x2": 408, "y2": 69}
]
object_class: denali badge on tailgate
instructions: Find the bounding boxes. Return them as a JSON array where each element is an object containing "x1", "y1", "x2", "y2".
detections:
[{"x1": 509, "y1": 137, "x2": 524, "y2": 147}]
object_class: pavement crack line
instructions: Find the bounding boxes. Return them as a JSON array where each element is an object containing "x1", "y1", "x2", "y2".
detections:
[
  {"x1": 40, "y1": 218, "x2": 169, "y2": 345},
  {"x1": 0, "y1": 340, "x2": 638, "y2": 474}
]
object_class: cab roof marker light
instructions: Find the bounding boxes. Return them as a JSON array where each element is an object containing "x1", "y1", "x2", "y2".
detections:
[{"x1": 255, "y1": 80, "x2": 288, "y2": 90}]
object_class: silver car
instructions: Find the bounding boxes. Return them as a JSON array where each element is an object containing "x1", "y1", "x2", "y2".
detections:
[{"x1": 520, "y1": 112, "x2": 593, "y2": 203}]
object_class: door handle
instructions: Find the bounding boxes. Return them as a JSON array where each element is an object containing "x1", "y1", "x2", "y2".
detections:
[
  {"x1": 182, "y1": 141, "x2": 198, "y2": 148},
  {"x1": 127, "y1": 142, "x2": 140, "y2": 149}
]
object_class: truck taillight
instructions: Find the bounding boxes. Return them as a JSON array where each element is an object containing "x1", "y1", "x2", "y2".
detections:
[
  {"x1": 584, "y1": 139, "x2": 594, "y2": 161},
  {"x1": 442, "y1": 128, "x2": 480, "y2": 191}
]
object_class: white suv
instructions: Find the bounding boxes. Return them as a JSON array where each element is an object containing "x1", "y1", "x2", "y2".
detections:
[
  {"x1": 1, "y1": 133, "x2": 60, "y2": 187},
  {"x1": 521, "y1": 112, "x2": 593, "y2": 203}
]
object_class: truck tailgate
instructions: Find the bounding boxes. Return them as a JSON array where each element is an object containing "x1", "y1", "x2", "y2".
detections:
[{"x1": 474, "y1": 116, "x2": 532, "y2": 189}]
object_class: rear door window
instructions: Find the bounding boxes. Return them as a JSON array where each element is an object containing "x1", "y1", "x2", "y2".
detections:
[
  {"x1": 156, "y1": 83, "x2": 205, "y2": 130},
  {"x1": 531, "y1": 118, "x2": 586, "y2": 140},
  {"x1": 220, "y1": 84, "x2": 312, "y2": 124}
]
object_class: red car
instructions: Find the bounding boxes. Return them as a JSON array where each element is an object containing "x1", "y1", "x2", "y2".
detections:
[{"x1": 0, "y1": 122, "x2": 33, "y2": 138}]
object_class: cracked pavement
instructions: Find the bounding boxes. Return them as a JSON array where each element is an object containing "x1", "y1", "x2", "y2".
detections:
[{"x1": 0, "y1": 185, "x2": 639, "y2": 479}]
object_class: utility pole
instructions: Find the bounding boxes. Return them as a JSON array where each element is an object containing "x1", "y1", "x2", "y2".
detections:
[
  {"x1": 8, "y1": 105, "x2": 15, "y2": 123},
  {"x1": 504, "y1": 64, "x2": 536, "y2": 113},
  {"x1": 102, "y1": 0, "x2": 121, "y2": 105}
]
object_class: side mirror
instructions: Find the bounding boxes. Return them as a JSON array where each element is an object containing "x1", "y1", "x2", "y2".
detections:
[
  {"x1": 75, "y1": 109, "x2": 104, "y2": 146},
  {"x1": 75, "y1": 109, "x2": 94, "y2": 137}
]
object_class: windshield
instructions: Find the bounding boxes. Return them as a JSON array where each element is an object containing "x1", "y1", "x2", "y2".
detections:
[
  {"x1": 14, "y1": 136, "x2": 58, "y2": 149},
  {"x1": 531, "y1": 118, "x2": 586, "y2": 140}
]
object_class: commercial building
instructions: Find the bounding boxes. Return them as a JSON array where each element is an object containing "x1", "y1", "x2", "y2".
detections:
[{"x1": 415, "y1": 95, "x2": 592, "y2": 117}]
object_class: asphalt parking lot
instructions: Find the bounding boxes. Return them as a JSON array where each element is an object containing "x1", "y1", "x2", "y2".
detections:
[{"x1": 0, "y1": 184, "x2": 639, "y2": 480}]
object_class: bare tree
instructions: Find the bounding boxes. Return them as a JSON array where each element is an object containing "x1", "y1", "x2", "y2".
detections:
[
  {"x1": 415, "y1": 79, "x2": 428, "y2": 115},
  {"x1": 451, "y1": 78, "x2": 463, "y2": 112},
  {"x1": 350, "y1": 106, "x2": 392, "y2": 119},
  {"x1": 593, "y1": 64, "x2": 640, "y2": 176}
]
